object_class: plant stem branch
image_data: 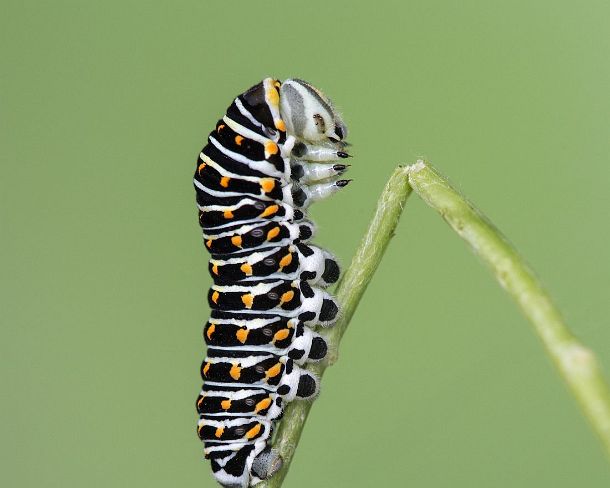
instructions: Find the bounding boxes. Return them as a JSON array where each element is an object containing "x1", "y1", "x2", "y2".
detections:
[
  {"x1": 258, "y1": 167, "x2": 413, "y2": 487},
  {"x1": 406, "y1": 160, "x2": 610, "y2": 458}
]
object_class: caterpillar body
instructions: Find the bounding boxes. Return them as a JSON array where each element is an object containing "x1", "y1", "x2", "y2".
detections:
[{"x1": 194, "y1": 78, "x2": 350, "y2": 487}]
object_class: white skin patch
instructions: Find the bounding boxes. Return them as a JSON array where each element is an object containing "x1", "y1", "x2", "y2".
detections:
[{"x1": 279, "y1": 79, "x2": 346, "y2": 143}]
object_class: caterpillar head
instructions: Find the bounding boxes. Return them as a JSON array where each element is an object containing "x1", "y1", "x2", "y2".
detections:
[{"x1": 279, "y1": 79, "x2": 347, "y2": 143}]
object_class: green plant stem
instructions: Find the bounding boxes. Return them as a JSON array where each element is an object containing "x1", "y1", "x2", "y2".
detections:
[
  {"x1": 258, "y1": 167, "x2": 413, "y2": 487},
  {"x1": 406, "y1": 160, "x2": 610, "y2": 458}
]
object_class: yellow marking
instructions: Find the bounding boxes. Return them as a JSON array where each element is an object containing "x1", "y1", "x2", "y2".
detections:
[
  {"x1": 231, "y1": 236, "x2": 242, "y2": 248},
  {"x1": 279, "y1": 290, "x2": 294, "y2": 305},
  {"x1": 273, "y1": 328, "x2": 290, "y2": 342},
  {"x1": 260, "y1": 178, "x2": 275, "y2": 193},
  {"x1": 236, "y1": 328, "x2": 249, "y2": 344},
  {"x1": 240, "y1": 263, "x2": 253, "y2": 276},
  {"x1": 259, "y1": 204, "x2": 278, "y2": 218},
  {"x1": 197, "y1": 162, "x2": 206, "y2": 174},
  {"x1": 223, "y1": 210, "x2": 234, "y2": 219},
  {"x1": 267, "y1": 226, "x2": 280, "y2": 240},
  {"x1": 206, "y1": 323, "x2": 216, "y2": 340},
  {"x1": 221, "y1": 399, "x2": 231, "y2": 410},
  {"x1": 235, "y1": 135, "x2": 244, "y2": 145},
  {"x1": 264, "y1": 141, "x2": 279, "y2": 157},
  {"x1": 217, "y1": 124, "x2": 225, "y2": 132},
  {"x1": 230, "y1": 363, "x2": 241, "y2": 380},
  {"x1": 254, "y1": 397, "x2": 272, "y2": 413},
  {"x1": 267, "y1": 87, "x2": 279, "y2": 106},
  {"x1": 212, "y1": 264, "x2": 219, "y2": 275},
  {"x1": 265, "y1": 362, "x2": 282, "y2": 379},
  {"x1": 202, "y1": 362, "x2": 210, "y2": 377},
  {"x1": 197, "y1": 394, "x2": 205, "y2": 408},
  {"x1": 206, "y1": 239, "x2": 213, "y2": 249},
  {"x1": 220, "y1": 176, "x2": 230, "y2": 188},
  {"x1": 211, "y1": 291, "x2": 220, "y2": 304},
  {"x1": 279, "y1": 253, "x2": 292, "y2": 268},
  {"x1": 275, "y1": 119, "x2": 286, "y2": 132},
  {"x1": 214, "y1": 426, "x2": 224, "y2": 438},
  {"x1": 241, "y1": 293, "x2": 254, "y2": 308},
  {"x1": 274, "y1": 80, "x2": 281, "y2": 89},
  {"x1": 245, "y1": 423, "x2": 262, "y2": 440}
]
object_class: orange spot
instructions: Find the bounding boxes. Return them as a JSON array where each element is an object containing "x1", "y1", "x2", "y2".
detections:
[
  {"x1": 275, "y1": 119, "x2": 286, "y2": 132},
  {"x1": 217, "y1": 124, "x2": 225, "y2": 132},
  {"x1": 273, "y1": 328, "x2": 290, "y2": 342},
  {"x1": 267, "y1": 227, "x2": 280, "y2": 240},
  {"x1": 206, "y1": 323, "x2": 216, "y2": 340},
  {"x1": 260, "y1": 178, "x2": 275, "y2": 193},
  {"x1": 220, "y1": 399, "x2": 231, "y2": 410},
  {"x1": 211, "y1": 291, "x2": 219, "y2": 304},
  {"x1": 236, "y1": 328, "x2": 249, "y2": 344},
  {"x1": 279, "y1": 253, "x2": 292, "y2": 268},
  {"x1": 245, "y1": 423, "x2": 262, "y2": 440},
  {"x1": 220, "y1": 176, "x2": 230, "y2": 188},
  {"x1": 254, "y1": 397, "x2": 272, "y2": 413},
  {"x1": 197, "y1": 394, "x2": 205, "y2": 408},
  {"x1": 231, "y1": 236, "x2": 242, "y2": 248},
  {"x1": 240, "y1": 263, "x2": 253, "y2": 276},
  {"x1": 230, "y1": 363, "x2": 241, "y2": 380},
  {"x1": 202, "y1": 362, "x2": 210, "y2": 377},
  {"x1": 264, "y1": 141, "x2": 279, "y2": 157},
  {"x1": 265, "y1": 362, "x2": 282, "y2": 379},
  {"x1": 197, "y1": 162, "x2": 206, "y2": 174},
  {"x1": 279, "y1": 290, "x2": 294, "y2": 304},
  {"x1": 214, "y1": 426, "x2": 224, "y2": 438},
  {"x1": 223, "y1": 210, "x2": 234, "y2": 219},
  {"x1": 206, "y1": 239, "x2": 213, "y2": 249},
  {"x1": 259, "y1": 204, "x2": 278, "y2": 218},
  {"x1": 235, "y1": 135, "x2": 244, "y2": 145},
  {"x1": 267, "y1": 87, "x2": 279, "y2": 106},
  {"x1": 241, "y1": 294, "x2": 254, "y2": 309},
  {"x1": 212, "y1": 264, "x2": 219, "y2": 275}
]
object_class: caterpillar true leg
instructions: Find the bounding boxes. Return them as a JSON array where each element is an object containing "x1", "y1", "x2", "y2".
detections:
[{"x1": 194, "y1": 77, "x2": 350, "y2": 487}]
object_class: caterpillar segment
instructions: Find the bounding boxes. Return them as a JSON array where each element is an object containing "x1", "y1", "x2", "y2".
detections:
[{"x1": 194, "y1": 77, "x2": 350, "y2": 487}]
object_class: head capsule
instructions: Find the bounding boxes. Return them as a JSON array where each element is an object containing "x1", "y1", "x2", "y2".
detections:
[{"x1": 279, "y1": 79, "x2": 347, "y2": 143}]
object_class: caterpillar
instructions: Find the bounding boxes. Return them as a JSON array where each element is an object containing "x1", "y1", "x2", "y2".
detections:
[{"x1": 194, "y1": 78, "x2": 350, "y2": 487}]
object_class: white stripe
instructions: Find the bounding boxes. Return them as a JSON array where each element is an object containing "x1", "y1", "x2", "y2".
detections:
[
  {"x1": 209, "y1": 135, "x2": 285, "y2": 179},
  {"x1": 234, "y1": 97, "x2": 265, "y2": 130}
]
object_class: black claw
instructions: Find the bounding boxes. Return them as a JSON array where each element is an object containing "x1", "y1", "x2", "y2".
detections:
[
  {"x1": 336, "y1": 179, "x2": 353, "y2": 188},
  {"x1": 332, "y1": 164, "x2": 350, "y2": 173},
  {"x1": 337, "y1": 151, "x2": 351, "y2": 159}
]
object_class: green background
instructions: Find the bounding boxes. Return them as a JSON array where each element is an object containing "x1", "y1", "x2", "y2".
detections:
[{"x1": 3, "y1": 1, "x2": 610, "y2": 486}]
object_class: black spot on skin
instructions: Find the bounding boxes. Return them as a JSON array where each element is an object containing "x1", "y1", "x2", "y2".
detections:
[
  {"x1": 299, "y1": 224, "x2": 312, "y2": 241},
  {"x1": 300, "y1": 281, "x2": 314, "y2": 298},
  {"x1": 293, "y1": 209, "x2": 304, "y2": 220},
  {"x1": 297, "y1": 243, "x2": 314, "y2": 257},
  {"x1": 277, "y1": 385, "x2": 290, "y2": 396},
  {"x1": 300, "y1": 270, "x2": 316, "y2": 281},
  {"x1": 322, "y1": 258, "x2": 340, "y2": 284},
  {"x1": 320, "y1": 299, "x2": 338, "y2": 322},
  {"x1": 308, "y1": 336, "x2": 328, "y2": 360},
  {"x1": 292, "y1": 142, "x2": 307, "y2": 157},
  {"x1": 296, "y1": 374, "x2": 317, "y2": 398},
  {"x1": 284, "y1": 359, "x2": 293, "y2": 374},
  {"x1": 291, "y1": 163, "x2": 304, "y2": 181},
  {"x1": 299, "y1": 311, "x2": 316, "y2": 322},
  {"x1": 288, "y1": 348, "x2": 305, "y2": 360},
  {"x1": 292, "y1": 188, "x2": 307, "y2": 207}
]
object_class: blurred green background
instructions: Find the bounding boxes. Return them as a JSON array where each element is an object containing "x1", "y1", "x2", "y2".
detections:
[{"x1": 3, "y1": 1, "x2": 610, "y2": 486}]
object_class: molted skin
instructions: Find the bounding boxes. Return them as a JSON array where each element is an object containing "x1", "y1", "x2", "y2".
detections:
[{"x1": 194, "y1": 78, "x2": 350, "y2": 487}]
